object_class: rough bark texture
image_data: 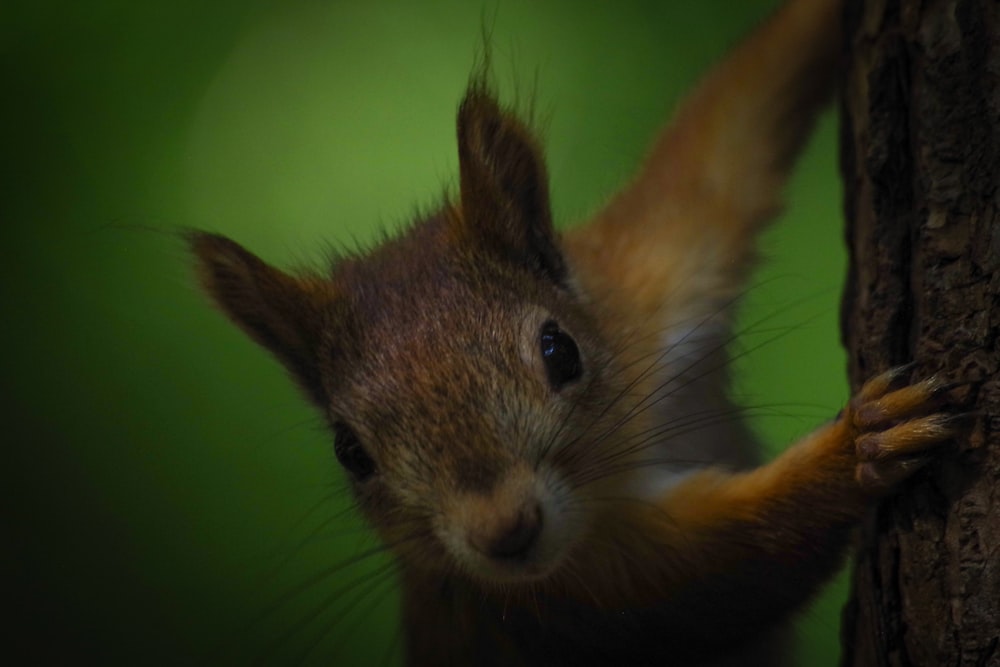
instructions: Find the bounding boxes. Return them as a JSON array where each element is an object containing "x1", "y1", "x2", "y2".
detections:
[{"x1": 840, "y1": 0, "x2": 1000, "y2": 665}]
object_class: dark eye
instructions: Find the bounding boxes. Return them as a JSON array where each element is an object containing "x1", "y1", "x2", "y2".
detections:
[
  {"x1": 333, "y1": 422, "x2": 376, "y2": 480},
  {"x1": 539, "y1": 320, "x2": 582, "y2": 390}
]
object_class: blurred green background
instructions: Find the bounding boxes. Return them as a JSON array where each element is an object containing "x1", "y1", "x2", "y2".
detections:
[{"x1": 5, "y1": 0, "x2": 846, "y2": 664}]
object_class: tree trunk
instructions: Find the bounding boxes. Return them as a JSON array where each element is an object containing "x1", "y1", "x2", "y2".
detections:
[{"x1": 839, "y1": 0, "x2": 1000, "y2": 664}]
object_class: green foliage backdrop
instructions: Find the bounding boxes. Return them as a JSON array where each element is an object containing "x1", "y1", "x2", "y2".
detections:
[{"x1": 6, "y1": 1, "x2": 845, "y2": 664}]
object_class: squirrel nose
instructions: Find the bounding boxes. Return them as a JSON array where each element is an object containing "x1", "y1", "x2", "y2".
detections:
[{"x1": 470, "y1": 503, "x2": 543, "y2": 561}]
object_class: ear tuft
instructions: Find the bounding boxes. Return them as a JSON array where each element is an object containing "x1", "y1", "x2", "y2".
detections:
[
  {"x1": 456, "y1": 82, "x2": 566, "y2": 285},
  {"x1": 187, "y1": 231, "x2": 334, "y2": 406}
]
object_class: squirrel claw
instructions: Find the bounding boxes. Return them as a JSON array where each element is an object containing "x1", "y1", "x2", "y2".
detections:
[
  {"x1": 848, "y1": 366, "x2": 960, "y2": 491},
  {"x1": 856, "y1": 455, "x2": 933, "y2": 491}
]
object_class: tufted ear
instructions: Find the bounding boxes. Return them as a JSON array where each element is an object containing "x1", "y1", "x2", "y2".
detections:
[
  {"x1": 187, "y1": 232, "x2": 335, "y2": 406},
  {"x1": 456, "y1": 85, "x2": 567, "y2": 285}
]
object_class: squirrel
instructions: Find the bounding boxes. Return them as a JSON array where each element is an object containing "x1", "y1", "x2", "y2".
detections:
[{"x1": 187, "y1": 0, "x2": 959, "y2": 664}]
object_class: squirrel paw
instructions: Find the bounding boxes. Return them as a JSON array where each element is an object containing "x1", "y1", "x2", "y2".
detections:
[{"x1": 847, "y1": 366, "x2": 960, "y2": 492}]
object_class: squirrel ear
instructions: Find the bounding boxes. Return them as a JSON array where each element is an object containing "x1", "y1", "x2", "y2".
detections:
[
  {"x1": 188, "y1": 232, "x2": 334, "y2": 406},
  {"x1": 456, "y1": 86, "x2": 567, "y2": 285}
]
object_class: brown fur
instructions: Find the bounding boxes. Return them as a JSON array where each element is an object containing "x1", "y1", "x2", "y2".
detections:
[{"x1": 187, "y1": 0, "x2": 957, "y2": 664}]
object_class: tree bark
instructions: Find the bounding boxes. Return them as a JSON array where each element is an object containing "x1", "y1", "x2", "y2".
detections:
[{"x1": 840, "y1": 0, "x2": 1000, "y2": 665}]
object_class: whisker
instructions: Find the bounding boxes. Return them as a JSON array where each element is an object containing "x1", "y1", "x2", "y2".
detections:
[
  {"x1": 239, "y1": 530, "x2": 424, "y2": 644},
  {"x1": 583, "y1": 308, "x2": 812, "y2": 462},
  {"x1": 572, "y1": 410, "x2": 749, "y2": 485},
  {"x1": 553, "y1": 292, "x2": 754, "y2": 471},
  {"x1": 260, "y1": 490, "x2": 359, "y2": 583},
  {"x1": 288, "y1": 562, "x2": 400, "y2": 666},
  {"x1": 257, "y1": 559, "x2": 398, "y2": 665}
]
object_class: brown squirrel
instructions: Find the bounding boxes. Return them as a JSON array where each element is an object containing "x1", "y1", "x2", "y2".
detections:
[{"x1": 188, "y1": 0, "x2": 959, "y2": 664}]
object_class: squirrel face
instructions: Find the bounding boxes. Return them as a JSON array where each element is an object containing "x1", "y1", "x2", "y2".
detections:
[
  {"x1": 190, "y1": 84, "x2": 634, "y2": 586},
  {"x1": 325, "y1": 234, "x2": 610, "y2": 583}
]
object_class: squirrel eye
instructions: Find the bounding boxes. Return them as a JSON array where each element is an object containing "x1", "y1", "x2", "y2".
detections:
[
  {"x1": 539, "y1": 320, "x2": 582, "y2": 390},
  {"x1": 333, "y1": 423, "x2": 375, "y2": 480}
]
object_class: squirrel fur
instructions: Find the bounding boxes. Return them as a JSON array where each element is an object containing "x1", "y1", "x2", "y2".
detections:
[{"x1": 188, "y1": 0, "x2": 958, "y2": 664}]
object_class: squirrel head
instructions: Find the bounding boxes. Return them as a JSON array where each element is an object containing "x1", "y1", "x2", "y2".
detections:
[{"x1": 189, "y1": 85, "x2": 630, "y2": 585}]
